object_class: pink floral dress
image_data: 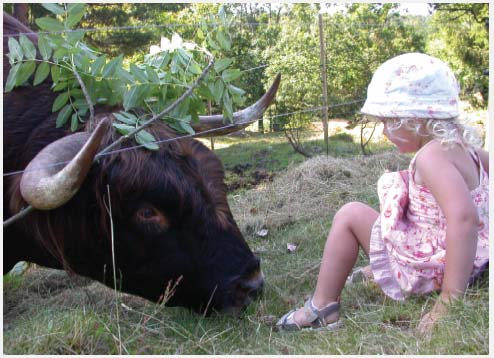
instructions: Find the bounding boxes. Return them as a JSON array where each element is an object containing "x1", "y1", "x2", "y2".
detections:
[{"x1": 369, "y1": 144, "x2": 489, "y2": 301}]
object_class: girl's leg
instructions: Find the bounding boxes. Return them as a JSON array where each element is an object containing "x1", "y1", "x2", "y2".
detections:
[{"x1": 292, "y1": 202, "x2": 378, "y2": 326}]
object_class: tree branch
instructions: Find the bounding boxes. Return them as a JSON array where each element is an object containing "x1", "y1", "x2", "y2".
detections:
[
  {"x1": 72, "y1": 63, "x2": 95, "y2": 131},
  {"x1": 4, "y1": 51, "x2": 215, "y2": 228},
  {"x1": 96, "y1": 51, "x2": 214, "y2": 158}
]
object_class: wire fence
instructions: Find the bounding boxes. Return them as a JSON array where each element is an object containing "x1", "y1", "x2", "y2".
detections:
[
  {"x1": 2, "y1": 98, "x2": 366, "y2": 178},
  {"x1": 3, "y1": 19, "x2": 407, "y2": 38},
  {"x1": 2, "y1": 11, "x2": 420, "y2": 178}
]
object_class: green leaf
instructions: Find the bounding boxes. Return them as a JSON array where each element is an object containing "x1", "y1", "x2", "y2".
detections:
[
  {"x1": 5, "y1": 63, "x2": 21, "y2": 92},
  {"x1": 145, "y1": 65, "x2": 160, "y2": 84},
  {"x1": 130, "y1": 64, "x2": 148, "y2": 83},
  {"x1": 206, "y1": 36, "x2": 220, "y2": 51},
  {"x1": 51, "y1": 65, "x2": 61, "y2": 82},
  {"x1": 214, "y1": 58, "x2": 233, "y2": 73},
  {"x1": 74, "y1": 53, "x2": 90, "y2": 73},
  {"x1": 196, "y1": 28, "x2": 204, "y2": 41},
  {"x1": 52, "y1": 81, "x2": 68, "y2": 91},
  {"x1": 113, "y1": 111, "x2": 138, "y2": 125},
  {"x1": 227, "y1": 84, "x2": 246, "y2": 96},
  {"x1": 73, "y1": 98, "x2": 88, "y2": 116},
  {"x1": 123, "y1": 86, "x2": 139, "y2": 111},
  {"x1": 177, "y1": 48, "x2": 192, "y2": 64},
  {"x1": 33, "y1": 62, "x2": 51, "y2": 85},
  {"x1": 170, "y1": 55, "x2": 180, "y2": 74},
  {"x1": 135, "y1": 129, "x2": 159, "y2": 150},
  {"x1": 73, "y1": 98, "x2": 88, "y2": 109},
  {"x1": 223, "y1": 91, "x2": 233, "y2": 120},
  {"x1": 15, "y1": 61, "x2": 36, "y2": 85},
  {"x1": 113, "y1": 123, "x2": 134, "y2": 136},
  {"x1": 42, "y1": 3, "x2": 65, "y2": 15},
  {"x1": 188, "y1": 61, "x2": 203, "y2": 75},
  {"x1": 52, "y1": 47, "x2": 68, "y2": 60},
  {"x1": 68, "y1": 3, "x2": 86, "y2": 13},
  {"x1": 179, "y1": 120, "x2": 195, "y2": 135},
  {"x1": 70, "y1": 88, "x2": 84, "y2": 97},
  {"x1": 70, "y1": 113, "x2": 79, "y2": 131},
  {"x1": 35, "y1": 17, "x2": 65, "y2": 32},
  {"x1": 221, "y1": 69, "x2": 242, "y2": 83},
  {"x1": 116, "y1": 67, "x2": 134, "y2": 84},
  {"x1": 38, "y1": 35, "x2": 52, "y2": 60},
  {"x1": 52, "y1": 92, "x2": 70, "y2": 112},
  {"x1": 66, "y1": 4, "x2": 86, "y2": 28},
  {"x1": 159, "y1": 52, "x2": 171, "y2": 68},
  {"x1": 91, "y1": 55, "x2": 106, "y2": 76},
  {"x1": 209, "y1": 79, "x2": 224, "y2": 103},
  {"x1": 102, "y1": 55, "x2": 122, "y2": 78},
  {"x1": 56, "y1": 105, "x2": 73, "y2": 128},
  {"x1": 67, "y1": 29, "x2": 85, "y2": 44},
  {"x1": 216, "y1": 31, "x2": 231, "y2": 51},
  {"x1": 8, "y1": 37, "x2": 23, "y2": 61},
  {"x1": 195, "y1": 84, "x2": 214, "y2": 100},
  {"x1": 19, "y1": 35, "x2": 36, "y2": 60},
  {"x1": 7, "y1": 52, "x2": 16, "y2": 65}
]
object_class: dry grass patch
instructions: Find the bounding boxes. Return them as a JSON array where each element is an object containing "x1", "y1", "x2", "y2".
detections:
[{"x1": 232, "y1": 150, "x2": 411, "y2": 236}]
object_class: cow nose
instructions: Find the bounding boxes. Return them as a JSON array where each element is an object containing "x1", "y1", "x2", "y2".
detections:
[{"x1": 237, "y1": 270, "x2": 265, "y2": 299}]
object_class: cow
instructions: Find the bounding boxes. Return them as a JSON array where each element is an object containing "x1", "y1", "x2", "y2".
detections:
[{"x1": 3, "y1": 13, "x2": 280, "y2": 314}]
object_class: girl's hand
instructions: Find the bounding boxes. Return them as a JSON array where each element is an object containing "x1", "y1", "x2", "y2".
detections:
[{"x1": 417, "y1": 299, "x2": 449, "y2": 336}]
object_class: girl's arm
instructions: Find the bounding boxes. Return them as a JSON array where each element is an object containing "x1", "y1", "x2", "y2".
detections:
[{"x1": 416, "y1": 142, "x2": 479, "y2": 332}]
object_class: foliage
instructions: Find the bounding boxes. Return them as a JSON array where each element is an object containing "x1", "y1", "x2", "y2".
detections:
[
  {"x1": 5, "y1": 3, "x2": 246, "y2": 149},
  {"x1": 4, "y1": 3, "x2": 488, "y2": 153},
  {"x1": 82, "y1": 3, "x2": 189, "y2": 58},
  {"x1": 264, "y1": 4, "x2": 321, "y2": 131},
  {"x1": 264, "y1": 3, "x2": 427, "y2": 154},
  {"x1": 426, "y1": 3, "x2": 488, "y2": 108}
]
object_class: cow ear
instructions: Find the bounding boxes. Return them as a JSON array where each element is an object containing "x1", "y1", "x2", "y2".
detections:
[{"x1": 135, "y1": 204, "x2": 170, "y2": 232}]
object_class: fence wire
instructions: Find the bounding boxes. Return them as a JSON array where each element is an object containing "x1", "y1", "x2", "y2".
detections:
[
  {"x1": 2, "y1": 99, "x2": 366, "y2": 178},
  {"x1": 3, "y1": 11, "x2": 389, "y2": 178}
]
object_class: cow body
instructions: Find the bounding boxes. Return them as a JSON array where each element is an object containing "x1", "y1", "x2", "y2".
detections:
[{"x1": 3, "y1": 13, "x2": 265, "y2": 313}]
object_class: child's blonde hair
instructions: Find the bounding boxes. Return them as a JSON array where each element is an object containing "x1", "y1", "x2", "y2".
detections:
[{"x1": 383, "y1": 116, "x2": 483, "y2": 148}]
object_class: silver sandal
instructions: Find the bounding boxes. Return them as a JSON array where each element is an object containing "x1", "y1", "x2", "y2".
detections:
[{"x1": 275, "y1": 297, "x2": 343, "y2": 332}]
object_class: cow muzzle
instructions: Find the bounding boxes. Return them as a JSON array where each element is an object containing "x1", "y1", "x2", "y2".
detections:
[
  {"x1": 219, "y1": 265, "x2": 264, "y2": 315},
  {"x1": 234, "y1": 269, "x2": 265, "y2": 302}
]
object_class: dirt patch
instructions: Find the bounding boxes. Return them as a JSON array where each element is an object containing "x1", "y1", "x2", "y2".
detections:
[{"x1": 225, "y1": 156, "x2": 276, "y2": 192}]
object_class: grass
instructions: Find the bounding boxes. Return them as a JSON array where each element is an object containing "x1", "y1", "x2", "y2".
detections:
[{"x1": 3, "y1": 129, "x2": 489, "y2": 354}]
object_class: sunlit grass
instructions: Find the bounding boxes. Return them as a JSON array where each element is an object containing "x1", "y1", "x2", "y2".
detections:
[{"x1": 3, "y1": 128, "x2": 488, "y2": 354}]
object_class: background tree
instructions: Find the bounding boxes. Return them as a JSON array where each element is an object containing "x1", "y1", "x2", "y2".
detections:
[
  {"x1": 4, "y1": 3, "x2": 487, "y2": 156},
  {"x1": 426, "y1": 3, "x2": 488, "y2": 108}
]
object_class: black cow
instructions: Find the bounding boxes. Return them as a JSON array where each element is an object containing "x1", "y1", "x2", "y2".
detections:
[{"x1": 3, "y1": 13, "x2": 280, "y2": 314}]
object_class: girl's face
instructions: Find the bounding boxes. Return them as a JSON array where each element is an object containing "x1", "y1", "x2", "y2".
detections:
[{"x1": 380, "y1": 118, "x2": 424, "y2": 153}]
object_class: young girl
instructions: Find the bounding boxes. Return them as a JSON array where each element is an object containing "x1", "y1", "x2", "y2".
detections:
[{"x1": 276, "y1": 53, "x2": 489, "y2": 334}]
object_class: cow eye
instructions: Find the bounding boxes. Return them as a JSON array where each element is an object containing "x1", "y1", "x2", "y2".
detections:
[{"x1": 135, "y1": 205, "x2": 170, "y2": 232}]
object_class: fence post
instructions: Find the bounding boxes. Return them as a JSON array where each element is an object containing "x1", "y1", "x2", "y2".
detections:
[{"x1": 318, "y1": 13, "x2": 329, "y2": 155}]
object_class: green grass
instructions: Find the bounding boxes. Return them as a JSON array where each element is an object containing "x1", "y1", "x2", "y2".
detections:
[{"x1": 3, "y1": 130, "x2": 488, "y2": 354}]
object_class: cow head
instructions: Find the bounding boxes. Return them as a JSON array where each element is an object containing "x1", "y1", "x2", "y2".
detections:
[
  {"x1": 14, "y1": 75, "x2": 279, "y2": 314},
  {"x1": 4, "y1": 12, "x2": 280, "y2": 314}
]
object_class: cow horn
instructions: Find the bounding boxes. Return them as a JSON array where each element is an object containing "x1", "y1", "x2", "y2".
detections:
[
  {"x1": 20, "y1": 117, "x2": 111, "y2": 210},
  {"x1": 192, "y1": 73, "x2": 281, "y2": 137}
]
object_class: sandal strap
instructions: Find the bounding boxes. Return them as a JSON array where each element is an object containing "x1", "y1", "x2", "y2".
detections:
[{"x1": 303, "y1": 298, "x2": 340, "y2": 324}]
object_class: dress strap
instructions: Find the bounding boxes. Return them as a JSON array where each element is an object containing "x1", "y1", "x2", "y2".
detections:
[{"x1": 467, "y1": 147, "x2": 486, "y2": 183}]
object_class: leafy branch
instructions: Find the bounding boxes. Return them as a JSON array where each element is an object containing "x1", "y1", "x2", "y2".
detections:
[{"x1": 6, "y1": 3, "x2": 246, "y2": 150}]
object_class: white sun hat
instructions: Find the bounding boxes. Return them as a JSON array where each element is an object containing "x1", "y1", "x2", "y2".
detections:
[{"x1": 360, "y1": 53, "x2": 460, "y2": 119}]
